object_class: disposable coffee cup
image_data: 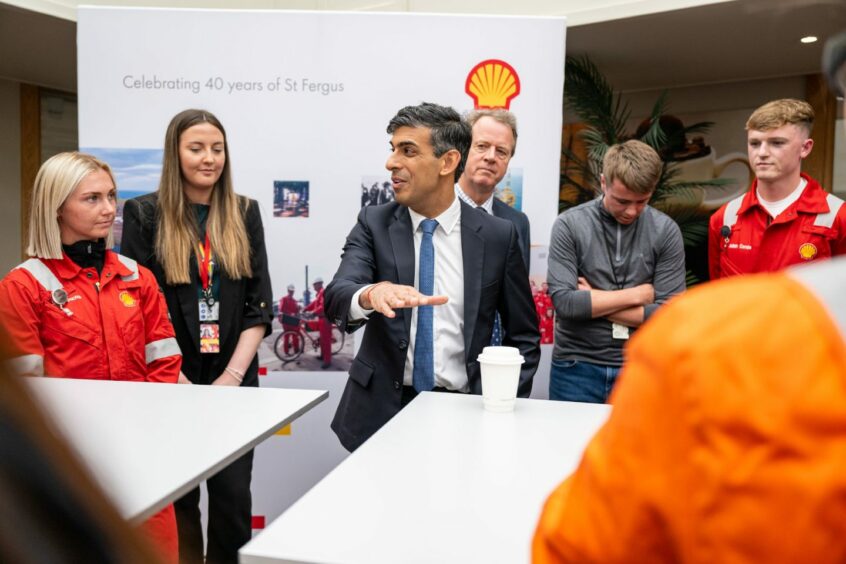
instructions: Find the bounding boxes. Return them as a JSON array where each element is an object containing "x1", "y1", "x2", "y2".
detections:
[{"x1": 477, "y1": 346, "x2": 524, "y2": 412}]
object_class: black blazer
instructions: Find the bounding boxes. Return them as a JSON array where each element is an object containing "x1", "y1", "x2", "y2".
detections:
[
  {"x1": 325, "y1": 200, "x2": 540, "y2": 451},
  {"x1": 121, "y1": 193, "x2": 273, "y2": 387},
  {"x1": 492, "y1": 197, "x2": 531, "y2": 270}
]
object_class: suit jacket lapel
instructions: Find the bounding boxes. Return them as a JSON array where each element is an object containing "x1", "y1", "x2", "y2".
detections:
[
  {"x1": 460, "y1": 202, "x2": 484, "y2": 357},
  {"x1": 491, "y1": 197, "x2": 502, "y2": 218},
  {"x1": 389, "y1": 206, "x2": 415, "y2": 336}
]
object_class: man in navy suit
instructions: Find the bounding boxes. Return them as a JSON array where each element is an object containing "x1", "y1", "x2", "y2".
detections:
[
  {"x1": 325, "y1": 102, "x2": 540, "y2": 452},
  {"x1": 456, "y1": 109, "x2": 531, "y2": 269}
]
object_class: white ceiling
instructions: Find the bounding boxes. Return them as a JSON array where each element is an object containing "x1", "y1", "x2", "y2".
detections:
[{"x1": 1, "y1": 0, "x2": 844, "y2": 94}]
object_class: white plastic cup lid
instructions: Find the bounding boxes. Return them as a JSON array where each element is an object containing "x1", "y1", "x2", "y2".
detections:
[{"x1": 477, "y1": 345, "x2": 524, "y2": 365}]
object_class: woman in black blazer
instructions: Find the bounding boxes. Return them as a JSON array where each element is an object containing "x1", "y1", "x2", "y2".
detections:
[{"x1": 121, "y1": 109, "x2": 272, "y2": 564}]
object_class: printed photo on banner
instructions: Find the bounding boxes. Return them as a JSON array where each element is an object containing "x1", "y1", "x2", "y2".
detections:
[
  {"x1": 258, "y1": 267, "x2": 354, "y2": 373},
  {"x1": 360, "y1": 175, "x2": 395, "y2": 208},
  {"x1": 495, "y1": 168, "x2": 523, "y2": 211},
  {"x1": 529, "y1": 245, "x2": 553, "y2": 345},
  {"x1": 273, "y1": 180, "x2": 310, "y2": 218}
]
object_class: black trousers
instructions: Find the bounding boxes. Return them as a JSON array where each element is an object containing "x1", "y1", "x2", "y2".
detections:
[
  {"x1": 174, "y1": 449, "x2": 254, "y2": 564},
  {"x1": 176, "y1": 354, "x2": 254, "y2": 564}
]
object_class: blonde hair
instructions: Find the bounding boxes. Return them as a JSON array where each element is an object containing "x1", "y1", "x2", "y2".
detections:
[
  {"x1": 27, "y1": 152, "x2": 116, "y2": 259},
  {"x1": 156, "y1": 109, "x2": 251, "y2": 285},
  {"x1": 602, "y1": 140, "x2": 662, "y2": 195},
  {"x1": 746, "y1": 99, "x2": 814, "y2": 135}
]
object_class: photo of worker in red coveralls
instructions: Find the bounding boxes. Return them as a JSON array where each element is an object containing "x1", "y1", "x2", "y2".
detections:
[
  {"x1": 279, "y1": 284, "x2": 301, "y2": 355},
  {"x1": 302, "y1": 277, "x2": 333, "y2": 369}
]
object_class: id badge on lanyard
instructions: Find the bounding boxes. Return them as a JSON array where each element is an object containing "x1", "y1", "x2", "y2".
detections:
[{"x1": 198, "y1": 232, "x2": 220, "y2": 353}]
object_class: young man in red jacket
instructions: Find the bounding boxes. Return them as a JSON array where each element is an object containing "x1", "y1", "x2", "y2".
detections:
[{"x1": 708, "y1": 98, "x2": 846, "y2": 279}]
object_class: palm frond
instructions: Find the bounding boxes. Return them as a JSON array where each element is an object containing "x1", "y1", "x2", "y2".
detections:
[
  {"x1": 682, "y1": 121, "x2": 716, "y2": 136},
  {"x1": 685, "y1": 269, "x2": 704, "y2": 287},
  {"x1": 679, "y1": 219, "x2": 709, "y2": 248},
  {"x1": 564, "y1": 55, "x2": 629, "y2": 145}
]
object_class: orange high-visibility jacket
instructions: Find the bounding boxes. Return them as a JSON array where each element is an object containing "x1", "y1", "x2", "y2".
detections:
[{"x1": 534, "y1": 261, "x2": 846, "y2": 563}]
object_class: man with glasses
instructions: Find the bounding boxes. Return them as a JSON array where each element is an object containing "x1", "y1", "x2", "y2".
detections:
[{"x1": 456, "y1": 110, "x2": 531, "y2": 269}]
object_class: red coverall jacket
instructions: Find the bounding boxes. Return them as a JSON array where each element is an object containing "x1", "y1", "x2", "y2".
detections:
[
  {"x1": 0, "y1": 252, "x2": 180, "y2": 380},
  {"x1": 0, "y1": 251, "x2": 182, "y2": 561},
  {"x1": 708, "y1": 173, "x2": 846, "y2": 280}
]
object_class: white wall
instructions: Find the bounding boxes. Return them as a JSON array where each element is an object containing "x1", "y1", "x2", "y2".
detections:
[{"x1": 0, "y1": 79, "x2": 22, "y2": 274}]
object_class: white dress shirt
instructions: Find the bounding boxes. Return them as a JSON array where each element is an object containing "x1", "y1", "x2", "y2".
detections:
[
  {"x1": 349, "y1": 196, "x2": 467, "y2": 391},
  {"x1": 455, "y1": 183, "x2": 494, "y2": 214}
]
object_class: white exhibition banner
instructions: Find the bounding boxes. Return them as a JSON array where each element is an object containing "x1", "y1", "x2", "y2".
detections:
[{"x1": 78, "y1": 6, "x2": 565, "y2": 525}]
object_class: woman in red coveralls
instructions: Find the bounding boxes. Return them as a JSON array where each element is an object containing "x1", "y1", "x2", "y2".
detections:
[{"x1": 0, "y1": 152, "x2": 182, "y2": 562}]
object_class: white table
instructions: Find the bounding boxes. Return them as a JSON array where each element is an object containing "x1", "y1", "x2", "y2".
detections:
[
  {"x1": 26, "y1": 378, "x2": 327, "y2": 523},
  {"x1": 240, "y1": 392, "x2": 611, "y2": 564}
]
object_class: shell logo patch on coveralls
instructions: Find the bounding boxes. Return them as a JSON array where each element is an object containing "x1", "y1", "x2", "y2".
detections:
[
  {"x1": 799, "y1": 243, "x2": 818, "y2": 260},
  {"x1": 119, "y1": 290, "x2": 137, "y2": 307}
]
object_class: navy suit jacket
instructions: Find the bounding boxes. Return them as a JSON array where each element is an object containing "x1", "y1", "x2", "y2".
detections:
[
  {"x1": 325, "y1": 199, "x2": 540, "y2": 451},
  {"x1": 492, "y1": 197, "x2": 531, "y2": 269}
]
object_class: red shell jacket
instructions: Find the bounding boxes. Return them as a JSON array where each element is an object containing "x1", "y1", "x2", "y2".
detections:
[
  {"x1": 708, "y1": 173, "x2": 846, "y2": 280},
  {"x1": 0, "y1": 251, "x2": 181, "y2": 381}
]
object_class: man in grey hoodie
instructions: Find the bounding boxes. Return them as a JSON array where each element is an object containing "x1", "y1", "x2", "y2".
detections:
[{"x1": 547, "y1": 140, "x2": 686, "y2": 403}]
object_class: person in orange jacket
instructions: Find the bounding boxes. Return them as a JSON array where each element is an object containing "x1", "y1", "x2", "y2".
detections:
[
  {"x1": 708, "y1": 99, "x2": 846, "y2": 280},
  {"x1": 534, "y1": 260, "x2": 846, "y2": 563},
  {"x1": 0, "y1": 152, "x2": 182, "y2": 563}
]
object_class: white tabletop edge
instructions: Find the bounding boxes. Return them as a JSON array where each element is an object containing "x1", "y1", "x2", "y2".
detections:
[
  {"x1": 133, "y1": 388, "x2": 329, "y2": 523},
  {"x1": 24, "y1": 379, "x2": 329, "y2": 523}
]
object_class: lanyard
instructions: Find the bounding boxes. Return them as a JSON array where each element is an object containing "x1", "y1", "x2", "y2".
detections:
[{"x1": 197, "y1": 232, "x2": 214, "y2": 296}]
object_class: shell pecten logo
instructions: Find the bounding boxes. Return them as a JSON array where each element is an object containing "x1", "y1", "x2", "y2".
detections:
[
  {"x1": 798, "y1": 243, "x2": 818, "y2": 260},
  {"x1": 119, "y1": 291, "x2": 137, "y2": 308},
  {"x1": 465, "y1": 59, "x2": 521, "y2": 109}
]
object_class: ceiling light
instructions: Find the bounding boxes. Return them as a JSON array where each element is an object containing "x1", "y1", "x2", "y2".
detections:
[{"x1": 800, "y1": 36, "x2": 818, "y2": 44}]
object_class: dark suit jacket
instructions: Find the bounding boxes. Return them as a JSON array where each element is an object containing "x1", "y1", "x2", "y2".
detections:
[
  {"x1": 120, "y1": 193, "x2": 273, "y2": 387},
  {"x1": 325, "y1": 199, "x2": 540, "y2": 451},
  {"x1": 492, "y1": 198, "x2": 531, "y2": 269}
]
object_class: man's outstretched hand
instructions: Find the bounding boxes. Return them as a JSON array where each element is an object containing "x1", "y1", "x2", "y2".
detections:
[{"x1": 359, "y1": 282, "x2": 449, "y2": 318}]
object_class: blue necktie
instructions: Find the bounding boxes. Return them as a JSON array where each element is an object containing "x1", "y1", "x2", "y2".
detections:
[
  {"x1": 413, "y1": 219, "x2": 438, "y2": 392},
  {"x1": 476, "y1": 206, "x2": 503, "y2": 346}
]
